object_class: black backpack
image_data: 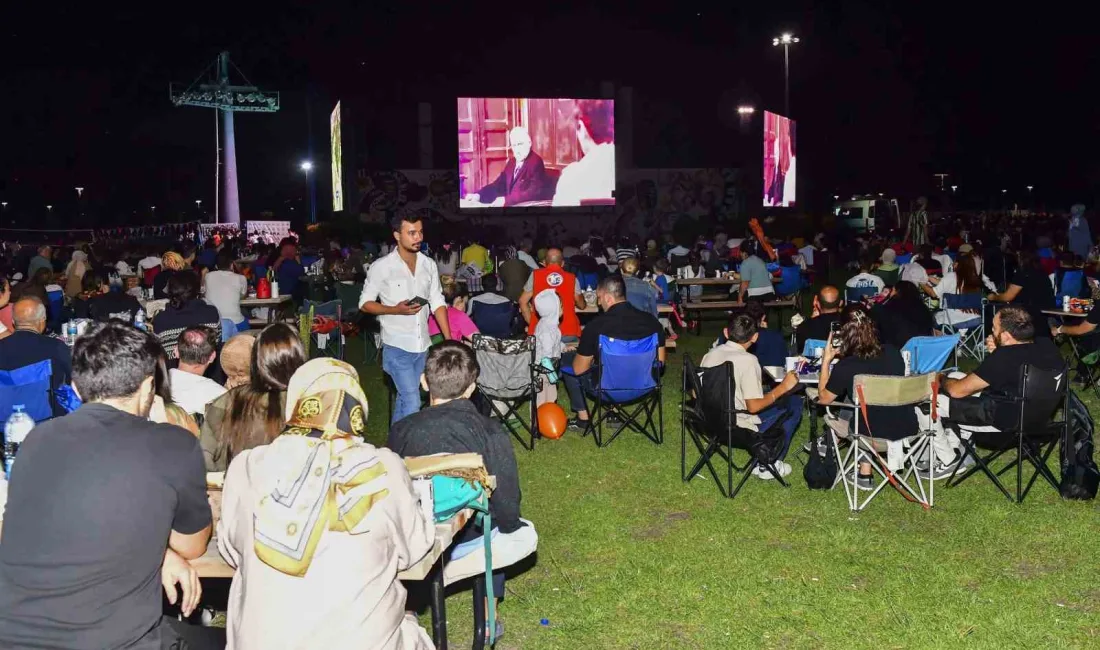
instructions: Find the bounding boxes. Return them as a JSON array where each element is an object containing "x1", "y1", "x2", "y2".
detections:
[
  {"x1": 804, "y1": 434, "x2": 838, "y2": 490},
  {"x1": 1060, "y1": 391, "x2": 1099, "y2": 500}
]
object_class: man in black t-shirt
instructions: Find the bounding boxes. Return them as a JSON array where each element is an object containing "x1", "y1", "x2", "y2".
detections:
[
  {"x1": 1051, "y1": 303, "x2": 1100, "y2": 380},
  {"x1": 0, "y1": 322, "x2": 222, "y2": 649},
  {"x1": 563, "y1": 274, "x2": 665, "y2": 427},
  {"x1": 76, "y1": 271, "x2": 146, "y2": 324},
  {"x1": 941, "y1": 305, "x2": 1065, "y2": 431}
]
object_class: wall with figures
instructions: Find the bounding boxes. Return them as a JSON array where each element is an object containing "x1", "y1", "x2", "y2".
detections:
[{"x1": 353, "y1": 167, "x2": 745, "y2": 242}]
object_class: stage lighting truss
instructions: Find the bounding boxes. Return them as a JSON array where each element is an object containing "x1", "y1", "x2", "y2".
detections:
[{"x1": 170, "y1": 83, "x2": 279, "y2": 112}]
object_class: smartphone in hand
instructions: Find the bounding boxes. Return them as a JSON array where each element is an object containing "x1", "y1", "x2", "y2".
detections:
[{"x1": 406, "y1": 296, "x2": 429, "y2": 307}]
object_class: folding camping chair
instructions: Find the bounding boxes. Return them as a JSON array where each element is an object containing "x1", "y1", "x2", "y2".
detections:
[
  {"x1": 300, "y1": 300, "x2": 343, "y2": 360},
  {"x1": 0, "y1": 360, "x2": 54, "y2": 423},
  {"x1": 470, "y1": 300, "x2": 517, "y2": 339},
  {"x1": 334, "y1": 281, "x2": 376, "y2": 364},
  {"x1": 844, "y1": 285, "x2": 879, "y2": 304},
  {"x1": 565, "y1": 334, "x2": 663, "y2": 448},
  {"x1": 470, "y1": 334, "x2": 542, "y2": 450},
  {"x1": 902, "y1": 334, "x2": 960, "y2": 375},
  {"x1": 681, "y1": 355, "x2": 791, "y2": 498},
  {"x1": 946, "y1": 364, "x2": 1068, "y2": 503},
  {"x1": 823, "y1": 373, "x2": 939, "y2": 511},
  {"x1": 938, "y1": 293, "x2": 986, "y2": 363}
]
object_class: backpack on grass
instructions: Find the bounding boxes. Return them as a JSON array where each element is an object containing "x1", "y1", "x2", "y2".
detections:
[{"x1": 1060, "y1": 391, "x2": 1099, "y2": 500}]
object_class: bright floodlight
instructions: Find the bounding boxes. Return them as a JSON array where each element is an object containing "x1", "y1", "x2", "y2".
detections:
[
  {"x1": 736, "y1": 105, "x2": 755, "y2": 115},
  {"x1": 300, "y1": 161, "x2": 314, "y2": 172},
  {"x1": 773, "y1": 33, "x2": 799, "y2": 46}
]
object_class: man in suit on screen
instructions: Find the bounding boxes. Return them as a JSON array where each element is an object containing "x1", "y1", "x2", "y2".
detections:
[{"x1": 465, "y1": 126, "x2": 552, "y2": 206}]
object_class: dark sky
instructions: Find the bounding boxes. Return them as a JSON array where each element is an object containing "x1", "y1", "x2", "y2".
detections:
[{"x1": 2, "y1": 1, "x2": 1097, "y2": 227}]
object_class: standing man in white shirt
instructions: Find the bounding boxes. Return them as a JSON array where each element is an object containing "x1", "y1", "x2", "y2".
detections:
[
  {"x1": 203, "y1": 249, "x2": 249, "y2": 339},
  {"x1": 169, "y1": 326, "x2": 227, "y2": 417},
  {"x1": 360, "y1": 214, "x2": 450, "y2": 423},
  {"x1": 516, "y1": 238, "x2": 539, "y2": 271}
]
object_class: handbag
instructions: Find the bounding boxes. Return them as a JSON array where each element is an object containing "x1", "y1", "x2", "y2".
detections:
[
  {"x1": 803, "y1": 434, "x2": 837, "y2": 489},
  {"x1": 430, "y1": 475, "x2": 498, "y2": 645}
]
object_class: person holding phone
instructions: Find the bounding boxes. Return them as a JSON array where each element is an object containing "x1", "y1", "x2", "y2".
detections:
[{"x1": 360, "y1": 213, "x2": 451, "y2": 423}]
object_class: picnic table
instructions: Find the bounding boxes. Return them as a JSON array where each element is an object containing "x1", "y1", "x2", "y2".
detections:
[
  {"x1": 1044, "y1": 308, "x2": 1099, "y2": 397},
  {"x1": 240, "y1": 294, "x2": 292, "y2": 326}
]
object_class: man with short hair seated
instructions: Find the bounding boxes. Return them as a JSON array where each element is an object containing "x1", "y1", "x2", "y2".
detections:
[
  {"x1": 170, "y1": 326, "x2": 227, "y2": 418},
  {"x1": 939, "y1": 305, "x2": 1065, "y2": 435},
  {"x1": 795, "y1": 285, "x2": 843, "y2": 351},
  {"x1": 562, "y1": 275, "x2": 665, "y2": 429},
  {"x1": 387, "y1": 341, "x2": 537, "y2": 639},
  {"x1": 0, "y1": 297, "x2": 73, "y2": 418},
  {"x1": 702, "y1": 314, "x2": 803, "y2": 479},
  {"x1": 0, "y1": 321, "x2": 220, "y2": 648}
]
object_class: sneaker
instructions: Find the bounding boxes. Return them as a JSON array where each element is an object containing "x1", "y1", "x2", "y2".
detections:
[
  {"x1": 753, "y1": 460, "x2": 792, "y2": 480},
  {"x1": 857, "y1": 474, "x2": 875, "y2": 490},
  {"x1": 667, "y1": 332, "x2": 679, "y2": 341},
  {"x1": 917, "y1": 451, "x2": 976, "y2": 480},
  {"x1": 567, "y1": 417, "x2": 589, "y2": 431}
]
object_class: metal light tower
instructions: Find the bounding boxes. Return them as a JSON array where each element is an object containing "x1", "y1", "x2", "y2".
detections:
[
  {"x1": 171, "y1": 52, "x2": 279, "y2": 225},
  {"x1": 772, "y1": 33, "x2": 799, "y2": 116}
]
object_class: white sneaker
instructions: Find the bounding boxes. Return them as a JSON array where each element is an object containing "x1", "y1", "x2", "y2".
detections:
[{"x1": 753, "y1": 460, "x2": 792, "y2": 480}]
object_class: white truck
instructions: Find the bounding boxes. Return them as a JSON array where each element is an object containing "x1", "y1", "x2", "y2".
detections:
[{"x1": 833, "y1": 196, "x2": 901, "y2": 233}]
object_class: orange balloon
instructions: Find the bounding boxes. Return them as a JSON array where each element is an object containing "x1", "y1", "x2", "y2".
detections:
[{"x1": 537, "y1": 403, "x2": 568, "y2": 440}]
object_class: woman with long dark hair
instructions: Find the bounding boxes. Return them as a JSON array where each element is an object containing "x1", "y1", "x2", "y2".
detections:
[
  {"x1": 933, "y1": 253, "x2": 995, "y2": 327},
  {"x1": 199, "y1": 323, "x2": 306, "y2": 471},
  {"x1": 816, "y1": 305, "x2": 917, "y2": 486}
]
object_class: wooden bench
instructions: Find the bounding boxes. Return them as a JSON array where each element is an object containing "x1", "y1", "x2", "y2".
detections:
[{"x1": 682, "y1": 298, "x2": 798, "y2": 335}]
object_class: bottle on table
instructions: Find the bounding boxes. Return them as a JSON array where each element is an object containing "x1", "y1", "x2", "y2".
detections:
[
  {"x1": 4, "y1": 405, "x2": 35, "y2": 479},
  {"x1": 134, "y1": 310, "x2": 147, "y2": 332}
]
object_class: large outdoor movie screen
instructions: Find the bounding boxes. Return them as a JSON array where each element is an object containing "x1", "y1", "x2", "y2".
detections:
[
  {"x1": 331, "y1": 101, "x2": 343, "y2": 212},
  {"x1": 458, "y1": 97, "x2": 615, "y2": 208},
  {"x1": 763, "y1": 110, "x2": 796, "y2": 207}
]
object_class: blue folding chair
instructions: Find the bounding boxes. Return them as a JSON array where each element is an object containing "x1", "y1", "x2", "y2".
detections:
[
  {"x1": 1056, "y1": 269, "x2": 1085, "y2": 305},
  {"x1": 564, "y1": 334, "x2": 663, "y2": 447},
  {"x1": 46, "y1": 288, "x2": 64, "y2": 334},
  {"x1": 938, "y1": 293, "x2": 986, "y2": 362},
  {"x1": 470, "y1": 300, "x2": 516, "y2": 339},
  {"x1": 902, "y1": 334, "x2": 960, "y2": 375},
  {"x1": 0, "y1": 360, "x2": 54, "y2": 423},
  {"x1": 802, "y1": 338, "x2": 828, "y2": 358},
  {"x1": 844, "y1": 285, "x2": 879, "y2": 303},
  {"x1": 774, "y1": 265, "x2": 804, "y2": 298}
]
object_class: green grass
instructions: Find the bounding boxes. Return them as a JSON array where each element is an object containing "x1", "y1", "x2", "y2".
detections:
[{"x1": 350, "y1": 327, "x2": 1100, "y2": 650}]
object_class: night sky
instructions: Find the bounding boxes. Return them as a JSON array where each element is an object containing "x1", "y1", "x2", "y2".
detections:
[{"x1": 2, "y1": 1, "x2": 1097, "y2": 227}]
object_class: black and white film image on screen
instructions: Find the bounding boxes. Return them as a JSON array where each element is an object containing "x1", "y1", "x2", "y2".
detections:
[{"x1": 457, "y1": 97, "x2": 615, "y2": 209}]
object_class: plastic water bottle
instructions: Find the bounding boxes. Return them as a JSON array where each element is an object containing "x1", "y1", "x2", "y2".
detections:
[
  {"x1": 4, "y1": 405, "x2": 35, "y2": 479},
  {"x1": 134, "y1": 310, "x2": 147, "y2": 331}
]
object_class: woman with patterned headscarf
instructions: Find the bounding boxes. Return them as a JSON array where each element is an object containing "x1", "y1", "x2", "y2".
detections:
[{"x1": 217, "y1": 359, "x2": 434, "y2": 650}]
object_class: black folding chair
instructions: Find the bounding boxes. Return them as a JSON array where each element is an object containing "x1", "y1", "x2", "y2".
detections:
[
  {"x1": 946, "y1": 364, "x2": 1069, "y2": 503},
  {"x1": 681, "y1": 355, "x2": 791, "y2": 498},
  {"x1": 470, "y1": 334, "x2": 543, "y2": 450}
]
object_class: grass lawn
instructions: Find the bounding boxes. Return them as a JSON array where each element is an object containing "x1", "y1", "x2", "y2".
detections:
[{"x1": 348, "y1": 323, "x2": 1100, "y2": 650}]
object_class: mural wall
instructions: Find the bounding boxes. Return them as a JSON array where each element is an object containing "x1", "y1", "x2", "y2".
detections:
[{"x1": 354, "y1": 167, "x2": 743, "y2": 241}]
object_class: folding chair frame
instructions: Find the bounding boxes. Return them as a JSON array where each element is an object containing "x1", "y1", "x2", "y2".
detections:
[
  {"x1": 946, "y1": 365, "x2": 1068, "y2": 503},
  {"x1": 938, "y1": 294, "x2": 986, "y2": 365},
  {"x1": 574, "y1": 343, "x2": 663, "y2": 448},
  {"x1": 680, "y1": 356, "x2": 791, "y2": 498},
  {"x1": 473, "y1": 336, "x2": 542, "y2": 451},
  {"x1": 823, "y1": 373, "x2": 939, "y2": 512}
]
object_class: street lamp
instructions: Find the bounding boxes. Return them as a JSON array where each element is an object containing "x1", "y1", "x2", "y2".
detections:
[
  {"x1": 772, "y1": 32, "x2": 799, "y2": 116},
  {"x1": 951, "y1": 185, "x2": 958, "y2": 193},
  {"x1": 299, "y1": 160, "x2": 317, "y2": 223},
  {"x1": 736, "y1": 106, "x2": 755, "y2": 115},
  {"x1": 46, "y1": 205, "x2": 53, "y2": 215},
  {"x1": 74, "y1": 186, "x2": 84, "y2": 197},
  {"x1": 1026, "y1": 185, "x2": 1033, "y2": 193}
]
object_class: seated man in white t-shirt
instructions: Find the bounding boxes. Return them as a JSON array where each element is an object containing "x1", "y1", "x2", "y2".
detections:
[
  {"x1": 845, "y1": 256, "x2": 886, "y2": 294},
  {"x1": 203, "y1": 249, "x2": 249, "y2": 337},
  {"x1": 169, "y1": 326, "x2": 227, "y2": 419}
]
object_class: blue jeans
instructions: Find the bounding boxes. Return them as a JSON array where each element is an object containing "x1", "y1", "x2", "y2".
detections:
[
  {"x1": 382, "y1": 344, "x2": 427, "y2": 424},
  {"x1": 757, "y1": 395, "x2": 804, "y2": 460}
]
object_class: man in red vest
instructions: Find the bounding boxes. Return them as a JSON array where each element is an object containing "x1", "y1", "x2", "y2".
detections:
[{"x1": 519, "y1": 248, "x2": 587, "y2": 342}]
